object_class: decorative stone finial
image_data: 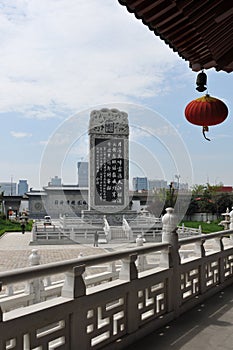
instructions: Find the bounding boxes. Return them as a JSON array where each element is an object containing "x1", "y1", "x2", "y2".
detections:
[
  {"x1": 29, "y1": 249, "x2": 41, "y2": 266},
  {"x1": 162, "y1": 207, "x2": 176, "y2": 231},
  {"x1": 162, "y1": 207, "x2": 177, "y2": 244}
]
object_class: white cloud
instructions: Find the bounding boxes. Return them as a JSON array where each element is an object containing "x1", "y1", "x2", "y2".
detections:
[
  {"x1": 10, "y1": 131, "x2": 32, "y2": 138},
  {"x1": 0, "y1": 0, "x2": 180, "y2": 118},
  {"x1": 39, "y1": 140, "x2": 48, "y2": 146}
]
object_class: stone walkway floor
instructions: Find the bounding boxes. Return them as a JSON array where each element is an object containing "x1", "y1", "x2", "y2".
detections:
[{"x1": 128, "y1": 284, "x2": 233, "y2": 350}]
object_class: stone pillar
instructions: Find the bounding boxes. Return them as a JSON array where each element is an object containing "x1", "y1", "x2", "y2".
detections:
[
  {"x1": 29, "y1": 249, "x2": 41, "y2": 266},
  {"x1": 62, "y1": 265, "x2": 86, "y2": 298},
  {"x1": 26, "y1": 249, "x2": 45, "y2": 304},
  {"x1": 0, "y1": 283, "x2": 2, "y2": 322},
  {"x1": 161, "y1": 207, "x2": 178, "y2": 245},
  {"x1": 135, "y1": 235, "x2": 148, "y2": 271},
  {"x1": 160, "y1": 207, "x2": 178, "y2": 268},
  {"x1": 136, "y1": 234, "x2": 144, "y2": 246},
  {"x1": 160, "y1": 207, "x2": 181, "y2": 316},
  {"x1": 119, "y1": 254, "x2": 138, "y2": 281}
]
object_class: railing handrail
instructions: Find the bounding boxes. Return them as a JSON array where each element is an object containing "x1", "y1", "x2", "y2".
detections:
[
  {"x1": 179, "y1": 229, "x2": 233, "y2": 245},
  {"x1": 2, "y1": 229, "x2": 232, "y2": 286},
  {"x1": 0, "y1": 242, "x2": 170, "y2": 286}
]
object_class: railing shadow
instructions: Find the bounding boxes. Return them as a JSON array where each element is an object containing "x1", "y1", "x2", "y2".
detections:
[{"x1": 128, "y1": 284, "x2": 233, "y2": 350}]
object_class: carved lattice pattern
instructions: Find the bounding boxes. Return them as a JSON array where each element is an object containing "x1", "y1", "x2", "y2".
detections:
[
  {"x1": 181, "y1": 268, "x2": 199, "y2": 300},
  {"x1": 137, "y1": 281, "x2": 166, "y2": 324},
  {"x1": 3, "y1": 318, "x2": 68, "y2": 349},
  {"x1": 86, "y1": 297, "x2": 126, "y2": 348},
  {"x1": 205, "y1": 260, "x2": 219, "y2": 287},
  {"x1": 224, "y1": 254, "x2": 233, "y2": 278}
]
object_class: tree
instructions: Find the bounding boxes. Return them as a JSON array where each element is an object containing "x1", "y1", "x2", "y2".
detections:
[
  {"x1": 187, "y1": 183, "x2": 219, "y2": 216},
  {"x1": 0, "y1": 190, "x2": 4, "y2": 217},
  {"x1": 166, "y1": 182, "x2": 177, "y2": 208},
  {"x1": 191, "y1": 184, "x2": 205, "y2": 196},
  {"x1": 215, "y1": 193, "x2": 233, "y2": 218},
  {"x1": 147, "y1": 188, "x2": 166, "y2": 216},
  {"x1": 185, "y1": 195, "x2": 199, "y2": 220}
]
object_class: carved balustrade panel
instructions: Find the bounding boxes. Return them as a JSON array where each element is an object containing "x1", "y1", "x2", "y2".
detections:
[
  {"x1": 2, "y1": 315, "x2": 70, "y2": 350},
  {"x1": 86, "y1": 296, "x2": 127, "y2": 348},
  {"x1": 205, "y1": 259, "x2": 219, "y2": 288},
  {"x1": 181, "y1": 268, "x2": 199, "y2": 300},
  {"x1": 137, "y1": 279, "x2": 167, "y2": 324},
  {"x1": 224, "y1": 254, "x2": 233, "y2": 278}
]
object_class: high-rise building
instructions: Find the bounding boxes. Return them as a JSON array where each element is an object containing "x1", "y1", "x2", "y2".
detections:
[
  {"x1": 77, "y1": 161, "x2": 88, "y2": 187},
  {"x1": 148, "y1": 179, "x2": 167, "y2": 190},
  {"x1": 133, "y1": 177, "x2": 148, "y2": 191},
  {"x1": 18, "y1": 180, "x2": 28, "y2": 195},
  {"x1": 0, "y1": 182, "x2": 17, "y2": 195}
]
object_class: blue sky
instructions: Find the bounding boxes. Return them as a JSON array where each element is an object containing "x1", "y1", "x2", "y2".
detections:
[{"x1": 0, "y1": 0, "x2": 232, "y2": 190}]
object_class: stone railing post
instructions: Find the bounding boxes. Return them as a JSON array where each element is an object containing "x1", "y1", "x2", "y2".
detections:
[
  {"x1": 135, "y1": 235, "x2": 148, "y2": 271},
  {"x1": 119, "y1": 254, "x2": 138, "y2": 281},
  {"x1": 229, "y1": 207, "x2": 233, "y2": 242},
  {"x1": 62, "y1": 265, "x2": 86, "y2": 298},
  {"x1": 0, "y1": 282, "x2": 2, "y2": 322},
  {"x1": 71, "y1": 227, "x2": 75, "y2": 241},
  {"x1": 26, "y1": 249, "x2": 45, "y2": 304},
  {"x1": 123, "y1": 216, "x2": 133, "y2": 240},
  {"x1": 119, "y1": 254, "x2": 139, "y2": 334},
  {"x1": 103, "y1": 215, "x2": 111, "y2": 241},
  {"x1": 5, "y1": 285, "x2": 14, "y2": 296},
  {"x1": 136, "y1": 234, "x2": 143, "y2": 246},
  {"x1": 194, "y1": 239, "x2": 205, "y2": 258},
  {"x1": 107, "y1": 261, "x2": 117, "y2": 273},
  {"x1": 160, "y1": 207, "x2": 181, "y2": 316},
  {"x1": 62, "y1": 265, "x2": 87, "y2": 349},
  {"x1": 160, "y1": 207, "x2": 179, "y2": 267},
  {"x1": 32, "y1": 224, "x2": 37, "y2": 242}
]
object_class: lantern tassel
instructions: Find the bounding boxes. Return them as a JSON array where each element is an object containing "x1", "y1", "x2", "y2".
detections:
[{"x1": 202, "y1": 126, "x2": 211, "y2": 141}]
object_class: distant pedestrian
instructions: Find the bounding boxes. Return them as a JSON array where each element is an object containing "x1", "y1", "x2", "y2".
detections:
[
  {"x1": 21, "y1": 222, "x2": 26, "y2": 234},
  {"x1": 94, "y1": 231, "x2": 99, "y2": 247}
]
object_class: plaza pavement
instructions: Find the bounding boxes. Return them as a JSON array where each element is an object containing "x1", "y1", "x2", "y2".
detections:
[
  {"x1": 0, "y1": 230, "x2": 141, "y2": 272},
  {"x1": 0, "y1": 231, "x2": 105, "y2": 272},
  {"x1": 0, "y1": 231, "x2": 232, "y2": 350}
]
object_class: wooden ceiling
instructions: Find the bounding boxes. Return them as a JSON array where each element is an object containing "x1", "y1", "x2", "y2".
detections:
[{"x1": 118, "y1": 0, "x2": 233, "y2": 73}]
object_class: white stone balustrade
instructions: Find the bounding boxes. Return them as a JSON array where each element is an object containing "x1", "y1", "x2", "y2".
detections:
[{"x1": 0, "y1": 208, "x2": 233, "y2": 349}]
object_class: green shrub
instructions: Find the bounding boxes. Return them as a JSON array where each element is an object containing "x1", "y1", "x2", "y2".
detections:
[
  {"x1": 0, "y1": 218, "x2": 32, "y2": 237},
  {"x1": 180, "y1": 220, "x2": 224, "y2": 234}
]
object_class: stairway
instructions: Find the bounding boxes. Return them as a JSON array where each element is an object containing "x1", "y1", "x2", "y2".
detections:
[{"x1": 109, "y1": 226, "x2": 128, "y2": 241}]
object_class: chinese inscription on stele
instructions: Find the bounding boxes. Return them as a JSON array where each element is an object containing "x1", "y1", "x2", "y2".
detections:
[
  {"x1": 95, "y1": 138, "x2": 124, "y2": 205},
  {"x1": 89, "y1": 108, "x2": 129, "y2": 211}
]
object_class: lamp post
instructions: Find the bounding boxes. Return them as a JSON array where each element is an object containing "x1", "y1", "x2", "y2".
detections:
[
  {"x1": 175, "y1": 174, "x2": 180, "y2": 190},
  {"x1": 174, "y1": 175, "x2": 181, "y2": 214}
]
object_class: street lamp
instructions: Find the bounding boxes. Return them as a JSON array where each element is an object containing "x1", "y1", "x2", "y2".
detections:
[{"x1": 175, "y1": 175, "x2": 180, "y2": 190}]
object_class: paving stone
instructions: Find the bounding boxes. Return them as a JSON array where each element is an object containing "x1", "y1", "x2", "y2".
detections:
[{"x1": 0, "y1": 231, "x2": 104, "y2": 272}]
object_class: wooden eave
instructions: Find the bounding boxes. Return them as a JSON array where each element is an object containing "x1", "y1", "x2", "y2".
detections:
[{"x1": 118, "y1": 0, "x2": 233, "y2": 72}]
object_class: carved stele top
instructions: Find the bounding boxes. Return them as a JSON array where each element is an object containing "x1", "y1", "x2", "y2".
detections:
[{"x1": 89, "y1": 108, "x2": 129, "y2": 135}]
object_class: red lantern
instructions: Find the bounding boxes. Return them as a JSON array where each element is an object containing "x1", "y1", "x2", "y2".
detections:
[{"x1": 185, "y1": 94, "x2": 228, "y2": 141}]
